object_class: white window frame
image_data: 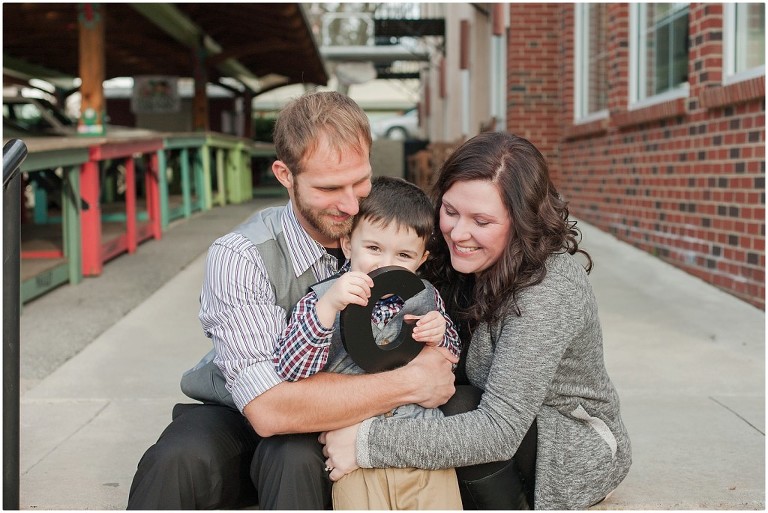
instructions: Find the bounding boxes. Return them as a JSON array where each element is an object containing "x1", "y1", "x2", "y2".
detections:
[
  {"x1": 723, "y1": 3, "x2": 766, "y2": 85},
  {"x1": 574, "y1": 3, "x2": 609, "y2": 124},
  {"x1": 629, "y1": 3, "x2": 690, "y2": 110}
]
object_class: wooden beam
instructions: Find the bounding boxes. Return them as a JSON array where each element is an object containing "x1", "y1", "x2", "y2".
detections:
[
  {"x1": 130, "y1": 3, "x2": 258, "y2": 93},
  {"x1": 130, "y1": 3, "x2": 220, "y2": 52},
  {"x1": 2, "y1": 54, "x2": 76, "y2": 83},
  {"x1": 208, "y1": 40, "x2": 288, "y2": 67}
]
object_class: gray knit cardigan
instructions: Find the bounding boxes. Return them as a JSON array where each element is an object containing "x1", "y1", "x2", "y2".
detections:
[{"x1": 356, "y1": 252, "x2": 632, "y2": 509}]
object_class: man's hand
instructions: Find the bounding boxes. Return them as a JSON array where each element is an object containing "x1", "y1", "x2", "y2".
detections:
[
  {"x1": 319, "y1": 423, "x2": 361, "y2": 482},
  {"x1": 399, "y1": 346, "x2": 457, "y2": 409},
  {"x1": 316, "y1": 271, "x2": 373, "y2": 327},
  {"x1": 406, "y1": 310, "x2": 446, "y2": 346}
]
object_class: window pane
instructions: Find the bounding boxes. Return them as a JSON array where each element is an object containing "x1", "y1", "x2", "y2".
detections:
[
  {"x1": 576, "y1": 3, "x2": 608, "y2": 118},
  {"x1": 642, "y1": 3, "x2": 689, "y2": 98},
  {"x1": 653, "y1": 18, "x2": 671, "y2": 94},
  {"x1": 587, "y1": 4, "x2": 608, "y2": 113},
  {"x1": 671, "y1": 14, "x2": 690, "y2": 85},
  {"x1": 736, "y1": 3, "x2": 765, "y2": 72},
  {"x1": 651, "y1": 3, "x2": 674, "y2": 23}
]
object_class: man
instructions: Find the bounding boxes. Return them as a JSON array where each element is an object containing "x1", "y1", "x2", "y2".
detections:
[{"x1": 127, "y1": 91, "x2": 457, "y2": 510}]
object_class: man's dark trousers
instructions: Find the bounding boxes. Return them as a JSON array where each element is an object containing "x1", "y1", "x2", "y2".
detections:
[{"x1": 127, "y1": 403, "x2": 331, "y2": 509}]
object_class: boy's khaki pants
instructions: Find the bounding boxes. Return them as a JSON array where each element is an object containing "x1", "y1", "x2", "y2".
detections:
[{"x1": 332, "y1": 467, "x2": 462, "y2": 510}]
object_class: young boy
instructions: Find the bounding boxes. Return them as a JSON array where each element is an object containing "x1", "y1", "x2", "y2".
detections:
[{"x1": 274, "y1": 176, "x2": 462, "y2": 510}]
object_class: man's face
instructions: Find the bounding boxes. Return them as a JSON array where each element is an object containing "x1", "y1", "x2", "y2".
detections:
[{"x1": 289, "y1": 136, "x2": 372, "y2": 247}]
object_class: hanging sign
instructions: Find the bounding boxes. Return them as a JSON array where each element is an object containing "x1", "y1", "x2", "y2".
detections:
[{"x1": 131, "y1": 76, "x2": 180, "y2": 114}]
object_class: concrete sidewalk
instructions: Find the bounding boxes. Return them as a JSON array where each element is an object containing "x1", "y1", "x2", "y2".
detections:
[{"x1": 19, "y1": 200, "x2": 765, "y2": 509}]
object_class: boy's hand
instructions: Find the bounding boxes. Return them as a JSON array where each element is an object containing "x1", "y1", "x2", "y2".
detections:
[
  {"x1": 316, "y1": 271, "x2": 373, "y2": 328},
  {"x1": 405, "y1": 310, "x2": 446, "y2": 346}
]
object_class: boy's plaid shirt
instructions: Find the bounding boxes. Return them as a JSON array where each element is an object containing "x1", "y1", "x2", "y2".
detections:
[{"x1": 275, "y1": 266, "x2": 461, "y2": 381}]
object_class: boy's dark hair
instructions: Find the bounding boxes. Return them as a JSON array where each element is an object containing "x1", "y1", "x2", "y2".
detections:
[{"x1": 353, "y1": 176, "x2": 434, "y2": 241}]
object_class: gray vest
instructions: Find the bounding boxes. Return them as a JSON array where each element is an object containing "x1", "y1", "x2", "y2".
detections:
[
  {"x1": 312, "y1": 275, "x2": 445, "y2": 421},
  {"x1": 180, "y1": 205, "x2": 318, "y2": 409}
]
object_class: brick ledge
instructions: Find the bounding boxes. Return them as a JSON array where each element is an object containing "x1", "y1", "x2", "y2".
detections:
[
  {"x1": 699, "y1": 76, "x2": 765, "y2": 109},
  {"x1": 613, "y1": 98, "x2": 687, "y2": 129}
]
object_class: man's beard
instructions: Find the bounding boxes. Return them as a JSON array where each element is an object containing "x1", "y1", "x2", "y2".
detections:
[{"x1": 293, "y1": 184, "x2": 353, "y2": 241}]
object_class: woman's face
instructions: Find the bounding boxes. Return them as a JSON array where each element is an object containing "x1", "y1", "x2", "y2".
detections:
[{"x1": 439, "y1": 179, "x2": 511, "y2": 275}]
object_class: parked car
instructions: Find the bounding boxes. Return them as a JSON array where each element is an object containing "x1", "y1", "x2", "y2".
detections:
[
  {"x1": 370, "y1": 109, "x2": 420, "y2": 140},
  {"x1": 2, "y1": 95, "x2": 156, "y2": 137},
  {"x1": 3, "y1": 95, "x2": 78, "y2": 136}
]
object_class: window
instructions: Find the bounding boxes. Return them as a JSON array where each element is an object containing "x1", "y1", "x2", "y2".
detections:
[
  {"x1": 630, "y1": 3, "x2": 690, "y2": 107},
  {"x1": 574, "y1": 3, "x2": 609, "y2": 122},
  {"x1": 724, "y1": 3, "x2": 765, "y2": 84}
]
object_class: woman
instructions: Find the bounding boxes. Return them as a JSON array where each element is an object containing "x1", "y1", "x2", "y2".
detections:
[{"x1": 320, "y1": 132, "x2": 632, "y2": 509}]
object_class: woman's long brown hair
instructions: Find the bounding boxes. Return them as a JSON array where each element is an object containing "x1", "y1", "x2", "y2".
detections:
[{"x1": 421, "y1": 132, "x2": 592, "y2": 325}]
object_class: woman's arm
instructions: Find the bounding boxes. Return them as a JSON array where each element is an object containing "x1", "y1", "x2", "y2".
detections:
[
  {"x1": 246, "y1": 345, "x2": 458, "y2": 436},
  {"x1": 338, "y1": 276, "x2": 584, "y2": 470}
]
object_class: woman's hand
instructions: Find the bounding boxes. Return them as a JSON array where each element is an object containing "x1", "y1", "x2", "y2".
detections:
[{"x1": 319, "y1": 423, "x2": 362, "y2": 482}]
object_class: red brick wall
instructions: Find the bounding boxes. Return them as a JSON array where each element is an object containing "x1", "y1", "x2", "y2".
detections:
[
  {"x1": 508, "y1": 3, "x2": 765, "y2": 308},
  {"x1": 507, "y1": 3, "x2": 562, "y2": 181}
]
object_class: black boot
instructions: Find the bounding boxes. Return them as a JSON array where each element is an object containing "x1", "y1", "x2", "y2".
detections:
[{"x1": 458, "y1": 459, "x2": 531, "y2": 510}]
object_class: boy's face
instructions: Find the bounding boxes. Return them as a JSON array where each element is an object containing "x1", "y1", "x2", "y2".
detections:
[{"x1": 341, "y1": 217, "x2": 428, "y2": 274}]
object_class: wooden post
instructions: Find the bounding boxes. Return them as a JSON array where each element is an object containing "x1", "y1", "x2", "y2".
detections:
[
  {"x1": 180, "y1": 147, "x2": 192, "y2": 218},
  {"x1": 200, "y1": 142, "x2": 212, "y2": 210},
  {"x1": 63, "y1": 166, "x2": 82, "y2": 285},
  {"x1": 157, "y1": 148, "x2": 169, "y2": 229},
  {"x1": 146, "y1": 152, "x2": 162, "y2": 240},
  {"x1": 215, "y1": 147, "x2": 225, "y2": 206},
  {"x1": 459, "y1": 19, "x2": 471, "y2": 137},
  {"x1": 242, "y1": 90, "x2": 253, "y2": 139},
  {"x1": 78, "y1": 3, "x2": 106, "y2": 136},
  {"x1": 192, "y1": 42, "x2": 209, "y2": 131},
  {"x1": 460, "y1": 20, "x2": 470, "y2": 71},
  {"x1": 124, "y1": 156, "x2": 136, "y2": 253},
  {"x1": 80, "y1": 159, "x2": 103, "y2": 275},
  {"x1": 439, "y1": 58, "x2": 446, "y2": 99},
  {"x1": 493, "y1": 4, "x2": 505, "y2": 36}
]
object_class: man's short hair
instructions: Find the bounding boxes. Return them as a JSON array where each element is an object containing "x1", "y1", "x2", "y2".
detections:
[
  {"x1": 273, "y1": 90, "x2": 372, "y2": 176},
  {"x1": 354, "y1": 176, "x2": 434, "y2": 241}
]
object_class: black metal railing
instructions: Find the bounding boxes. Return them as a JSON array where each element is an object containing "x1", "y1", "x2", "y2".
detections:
[{"x1": 4, "y1": 138, "x2": 28, "y2": 510}]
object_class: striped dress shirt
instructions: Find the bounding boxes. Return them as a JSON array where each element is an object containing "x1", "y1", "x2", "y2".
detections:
[{"x1": 198, "y1": 202, "x2": 340, "y2": 411}]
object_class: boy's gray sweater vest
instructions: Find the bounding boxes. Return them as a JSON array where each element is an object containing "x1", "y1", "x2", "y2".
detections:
[
  {"x1": 311, "y1": 275, "x2": 444, "y2": 421},
  {"x1": 181, "y1": 205, "x2": 318, "y2": 409}
]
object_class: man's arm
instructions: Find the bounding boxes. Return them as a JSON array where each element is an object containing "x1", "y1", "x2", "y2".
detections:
[
  {"x1": 245, "y1": 345, "x2": 457, "y2": 437},
  {"x1": 201, "y1": 236, "x2": 455, "y2": 436}
]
